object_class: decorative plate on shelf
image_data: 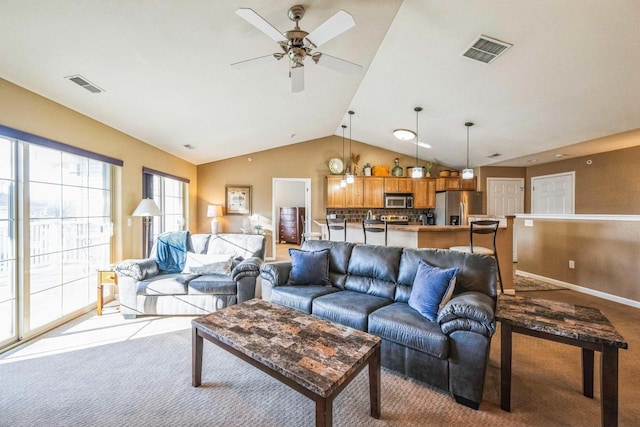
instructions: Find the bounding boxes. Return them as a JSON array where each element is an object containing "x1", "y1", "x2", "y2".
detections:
[{"x1": 328, "y1": 158, "x2": 344, "y2": 174}]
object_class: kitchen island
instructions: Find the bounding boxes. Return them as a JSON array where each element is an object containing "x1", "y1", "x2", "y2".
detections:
[{"x1": 314, "y1": 217, "x2": 513, "y2": 290}]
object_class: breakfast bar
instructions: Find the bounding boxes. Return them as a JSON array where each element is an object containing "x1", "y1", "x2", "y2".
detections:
[{"x1": 314, "y1": 216, "x2": 514, "y2": 290}]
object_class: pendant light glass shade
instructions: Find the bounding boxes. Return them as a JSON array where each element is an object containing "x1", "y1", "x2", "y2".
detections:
[
  {"x1": 346, "y1": 110, "x2": 355, "y2": 184},
  {"x1": 463, "y1": 122, "x2": 474, "y2": 180},
  {"x1": 412, "y1": 107, "x2": 423, "y2": 178}
]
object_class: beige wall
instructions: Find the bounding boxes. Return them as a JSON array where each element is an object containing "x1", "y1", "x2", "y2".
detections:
[
  {"x1": 0, "y1": 79, "x2": 197, "y2": 260},
  {"x1": 196, "y1": 135, "x2": 427, "y2": 233},
  {"x1": 524, "y1": 130, "x2": 640, "y2": 214}
]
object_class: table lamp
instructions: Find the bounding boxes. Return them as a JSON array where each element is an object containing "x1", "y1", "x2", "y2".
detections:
[{"x1": 207, "y1": 205, "x2": 224, "y2": 234}]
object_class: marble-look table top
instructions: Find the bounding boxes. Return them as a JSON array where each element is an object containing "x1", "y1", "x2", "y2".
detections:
[
  {"x1": 192, "y1": 299, "x2": 381, "y2": 397},
  {"x1": 496, "y1": 295, "x2": 628, "y2": 349}
]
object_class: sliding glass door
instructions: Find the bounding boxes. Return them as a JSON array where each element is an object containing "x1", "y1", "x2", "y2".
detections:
[
  {"x1": 0, "y1": 137, "x2": 16, "y2": 347},
  {"x1": 0, "y1": 128, "x2": 116, "y2": 351}
]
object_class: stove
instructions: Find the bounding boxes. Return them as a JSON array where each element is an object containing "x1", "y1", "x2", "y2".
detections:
[{"x1": 380, "y1": 215, "x2": 409, "y2": 225}]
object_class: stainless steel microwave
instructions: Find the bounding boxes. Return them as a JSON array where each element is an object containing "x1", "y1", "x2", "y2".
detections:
[{"x1": 384, "y1": 193, "x2": 414, "y2": 209}]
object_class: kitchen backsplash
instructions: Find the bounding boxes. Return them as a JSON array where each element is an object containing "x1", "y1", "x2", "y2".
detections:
[{"x1": 326, "y1": 209, "x2": 431, "y2": 223}]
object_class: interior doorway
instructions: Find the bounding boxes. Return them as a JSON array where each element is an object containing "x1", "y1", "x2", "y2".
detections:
[
  {"x1": 271, "y1": 178, "x2": 311, "y2": 261},
  {"x1": 531, "y1": 172, "x2": 575, "y2": 214},
  {"x1": 487, "y1": 177, "x2": 524, "y2": 261}
]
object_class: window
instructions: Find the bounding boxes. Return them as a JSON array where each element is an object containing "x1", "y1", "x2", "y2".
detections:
[
  {"x1": 0, "y1": 137, "x2": 16, "y2": 346},
  {"x1": 142, "y1": 168, "x2": 189, "y2": 254}
]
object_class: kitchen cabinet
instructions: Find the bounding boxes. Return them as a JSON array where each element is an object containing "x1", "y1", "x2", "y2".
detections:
[
  {"x1": 279, "y1": 207, "x2": 304, "y2": 244},
  {"x1": 435, "y1": 177, "x2": 477, "y2": 191},
  {"x1": 326, "y1": 176, "x2": 345, "y2": 208},
  {"x1": 346, "y1": 177, "x2": 364, "y2": 207},
  {"x1": 363, "y1": 177, "x2": 384, "y2": 207},
  {"x1": 384, "y1": 177, "x2": 413, "y2": 193},
  {"x1": 413, "y1": 178, "x2": 435, "y2": 208}
]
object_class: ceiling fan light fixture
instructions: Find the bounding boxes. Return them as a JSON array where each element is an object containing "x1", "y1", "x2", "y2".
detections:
[{"x1": 393, "y1": 129, "x2": 416, "y2": 141}]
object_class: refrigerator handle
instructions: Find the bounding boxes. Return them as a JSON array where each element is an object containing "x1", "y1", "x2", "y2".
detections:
[{"x1": 460, "y1": 202, "x2": 466, "y2": 226}]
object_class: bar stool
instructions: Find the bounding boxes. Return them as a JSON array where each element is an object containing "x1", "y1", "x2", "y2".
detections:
[
  {"x1": 326, "y1": 217, "x2": 347, "y2": 241},
  {"x1": 300, "y1": 214, "x2": 322, "y2": 243},
  {"x1": 362, "y1": 219, "x2": 388, "y2": 246},
  {"x1": 450, "y1": 220, "x2": 504, "y2": 293}
]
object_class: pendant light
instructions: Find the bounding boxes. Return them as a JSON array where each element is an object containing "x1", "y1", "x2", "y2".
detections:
[
  {"x1": 340, "y1": 125, "x2": 347, "y2": 187},
  {"x1": 411, "y1": 107, "x2": 423, "y2": 178},
  {"x1": 462, "y1": 122, "x2": 474, "y2": 180},
  {"x1": 346, "y1": 110, "x2": 355, "y2": 184}
]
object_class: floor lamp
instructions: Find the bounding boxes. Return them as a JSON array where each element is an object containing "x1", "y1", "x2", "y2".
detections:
[{"x1": 132, "y1": 198, "x2": 162, "y2": 257}]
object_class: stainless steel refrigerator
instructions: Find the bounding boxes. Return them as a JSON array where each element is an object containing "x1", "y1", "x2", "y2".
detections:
[{"x1": 434, "y1": 191, "x2": 483, "y2": 226}]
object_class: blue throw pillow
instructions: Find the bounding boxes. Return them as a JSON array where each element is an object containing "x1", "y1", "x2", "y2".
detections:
[
  {"x1": 408, "y1": 260, "x2": 459, "y2": 321},
  {"x1": 287, "y1": 248, "x2": 331, "y2": 286}
]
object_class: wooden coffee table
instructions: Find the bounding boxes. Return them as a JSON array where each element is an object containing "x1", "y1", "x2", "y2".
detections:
[
  {"x1": 192, "y1": 299, "x2": 381, "y2": 427},
  {"x1": 496, "y1": 295, "x2": 628, "y2": 427}
]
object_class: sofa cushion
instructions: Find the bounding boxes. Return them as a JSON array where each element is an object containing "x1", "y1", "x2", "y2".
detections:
[
  {"x1": 136, "y1": 273, "x2": 188, "y2": 296},
  {"x1": 182, "y1": 253, "x2": 233, "y2": 275},
  {"x1": 345, "y1": 245, "x2": 402, "y2": 300},
  {"x1": 287, "y1": 248, "x2": 331, "y2": 286},
  {"x1": 271, "y1": 286, "x2": 340, "y2": 313},
  {"x1": 312, "y1": 291, "x2": 392, "y2": 331},
  {"x1": 190, "y1": 234, "x2": 212, "y2": 254},
  {"x1": 408, "y1": 261, "x2": 459, "y2": 321},
  {"x1": 368, "y1": 302, "x2": 449, "y2": 359},
  {"x1": 188, "y1": 276, "x2": 237, "y2": 295}
]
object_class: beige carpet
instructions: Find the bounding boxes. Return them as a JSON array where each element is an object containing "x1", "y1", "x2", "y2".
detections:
[{"x1": 1, "y1": 289, "x2": 639, "y2": 426}]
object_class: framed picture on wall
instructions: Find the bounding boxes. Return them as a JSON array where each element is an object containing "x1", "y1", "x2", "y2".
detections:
[{"x1": 225, "y1": 185, "x2": 252, "y2": 215}]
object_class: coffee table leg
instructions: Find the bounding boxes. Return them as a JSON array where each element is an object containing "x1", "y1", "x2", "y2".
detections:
[
  {"x1": 315, "y1": 396, "x2": 332, "y2": 427},
  {"x1": 601, "y1": 346, "x2": 619, "y2": 427},
  {"x1": 500, "y1": 323, "x2": 512, "y2": 412},
  {"x1": 369, "y1": 345, "x2": 381, "y2": 419},
  {"x1": 192, "y1": 326, "x2": 203, "y2": 387},
  {"x1": 582, "y1": 348, "x2": 594, "y2": 398}
]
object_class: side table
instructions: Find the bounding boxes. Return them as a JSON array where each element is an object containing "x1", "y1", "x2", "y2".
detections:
[
  {"x1": 97, "y1": 268, "x2": 118, "y2": 315},
  {"x1": 496, "y1": 294, "x2": 628, "y2": 427}
]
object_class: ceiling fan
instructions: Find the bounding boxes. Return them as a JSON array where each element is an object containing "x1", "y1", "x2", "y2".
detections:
[{"x1": 232, "y1": 5, "x2": 362, "y2": 93}]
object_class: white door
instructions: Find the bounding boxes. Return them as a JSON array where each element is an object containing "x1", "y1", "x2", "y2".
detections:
[
  {"x1": 487, "y1": 178, "x2": 524, "y2": 261},
  {"x1": 531, "y1": 172, "x2": 575, "y2": 214}
]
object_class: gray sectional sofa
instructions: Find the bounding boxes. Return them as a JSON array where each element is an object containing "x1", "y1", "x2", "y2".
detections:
[
  {"x1": 259, "y1": 240, "x2": 497, "y2": 409},
  {"x1": 116, "y1": 233, "x2": 265, "y2": 318}
]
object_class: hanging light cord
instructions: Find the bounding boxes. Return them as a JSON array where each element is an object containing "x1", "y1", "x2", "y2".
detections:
[
  {"x1": 349, "y1": 111, "x2": 354, "y2": 170},
  {"x1": 342, "y1": 125, "x2": 346, "y2": 169},
  {"x1": 466, "y1": 125, "x2": 470, "y2": 169}
]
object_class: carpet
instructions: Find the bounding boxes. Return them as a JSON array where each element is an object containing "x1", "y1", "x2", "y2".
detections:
[{"x1": 2, "y1": 293, "x2": 639, "y2": 426}]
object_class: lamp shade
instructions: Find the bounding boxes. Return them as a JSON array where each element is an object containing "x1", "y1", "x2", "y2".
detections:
[
  {"x1": 207, "y1": 205, "x2": 224, "y2": 218},
  {"x1": 131, "y1": 198, "x2": 162, "y2": 217}
]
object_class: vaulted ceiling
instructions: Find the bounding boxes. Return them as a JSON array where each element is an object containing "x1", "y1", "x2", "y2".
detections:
[{"x1": 1, "y1": 0, "x2": 639, "y2": 168}]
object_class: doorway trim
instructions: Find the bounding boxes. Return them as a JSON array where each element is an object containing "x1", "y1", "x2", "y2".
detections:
[{"x1": 270, "y1": 177, "x2": 311, "y2": 261}]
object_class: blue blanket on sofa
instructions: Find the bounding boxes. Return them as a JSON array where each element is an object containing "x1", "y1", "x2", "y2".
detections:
[{"x1": 155, "y1": 231, "x2": 189, "y2": 273}]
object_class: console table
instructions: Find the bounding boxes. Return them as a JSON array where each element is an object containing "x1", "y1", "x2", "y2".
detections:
[{"x1": 496, "y1": 295, "x2": 627, "y2": 427}]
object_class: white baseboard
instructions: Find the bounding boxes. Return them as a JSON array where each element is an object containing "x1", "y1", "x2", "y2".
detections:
[{"x1": 515, "y1": 270, "x2": 640, "y2": 309}]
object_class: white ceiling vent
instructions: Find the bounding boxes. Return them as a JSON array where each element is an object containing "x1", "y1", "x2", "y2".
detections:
[
  {"x1": 462, "y1": 35, "x2": 512, "y2": 64},
  {"x1": 65, "y1": 75, "x2": 104, "y2": 93}
]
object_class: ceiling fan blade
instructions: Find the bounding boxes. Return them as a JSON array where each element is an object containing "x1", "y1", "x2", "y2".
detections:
[
  {"x1": 314, "y1": 53, "x2": 362, "y2": 74},
  {"x1": 291, "y1": 66, "x2": 304, "y2": 93},
  {"x1": 306, "y1": 10, "x2": 355, "y2": 48},
  {"x1": 231, "y1": 54, "x2": 280, "y2": 70},
  {"x1": 236, "y1": 8, "x2": 287, "y2": 42}
]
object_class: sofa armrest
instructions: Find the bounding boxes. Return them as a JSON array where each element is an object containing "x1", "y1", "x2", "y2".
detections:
[
  {"x1": 231, "y1": 257, "x2": 263, "y2": 281},
  {"x1": 259, "y1": 262, "x2": 292, "y2": 287},
  {"x1": 114, "y1": 258, "x2": 159, "y2": 281},
  {"x1": 437, "y1": 291, "x2": 496, "y2": 337}
]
